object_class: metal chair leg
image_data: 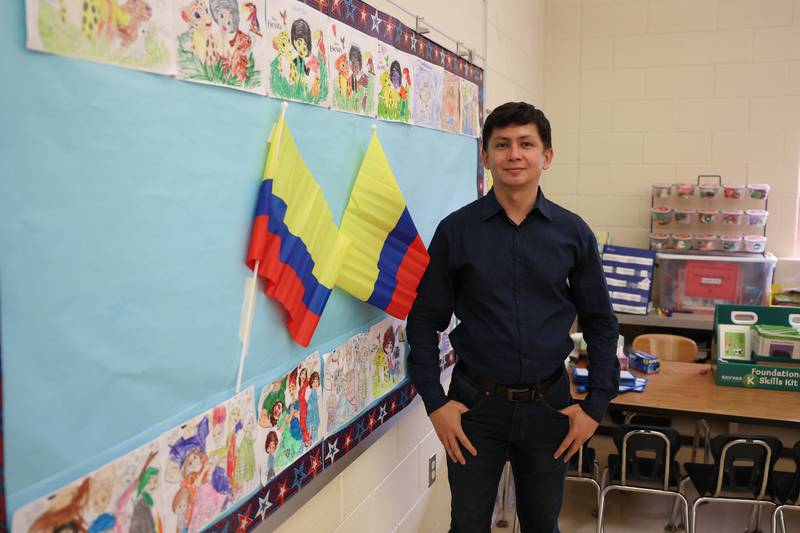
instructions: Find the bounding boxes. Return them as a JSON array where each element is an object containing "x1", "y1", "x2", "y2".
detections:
[
  {"x1": 596, "y1": 486, "x2": 606, "y2": 533},
  {"x1": 667, "y1": 477, "x2": 690, "y2": 531},
  {"x1": 771, "y1": 504, "x2": 794, "y2": 533},
  {"x1": 747, "y1": 500, "x2": 766, "y2": 532}
]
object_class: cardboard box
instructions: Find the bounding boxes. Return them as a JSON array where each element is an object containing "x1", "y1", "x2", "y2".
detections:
[
  {"x1": 714, "y1": 304, "x2": 800, "y2": 392},
  {"x1": 629, "y1": 351, "x2": 661, "y2": 374}
]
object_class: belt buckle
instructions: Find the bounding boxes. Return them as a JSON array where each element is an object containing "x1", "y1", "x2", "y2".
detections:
[
  {"x1": 506, "y1": 386, "x2": 533, "y2": 403},
  {"x1": 533, "y1": 386, "x2": 544, "y2": 402}
]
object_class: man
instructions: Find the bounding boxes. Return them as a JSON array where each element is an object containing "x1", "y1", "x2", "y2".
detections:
[{"x1": 407, "y1": 102, "x2": 619, "y2": 533}]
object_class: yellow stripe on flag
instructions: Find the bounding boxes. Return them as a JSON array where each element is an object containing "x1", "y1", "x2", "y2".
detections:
[
  {"x1": 262, "y1": 116, "x2": 349, "y2": 288},
  {"x1": 337, "y1": 132, "x2": 407, "y2": 300}
]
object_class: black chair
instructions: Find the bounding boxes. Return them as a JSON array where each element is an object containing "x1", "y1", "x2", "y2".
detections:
[
  {"x1": 597, "y1": 425, "x2": 689, "y2": 533},
  {"x1": 771, "y1": 440, "x2": 800, "y2": 533},
  {"x1": 683, "y1": 434, "x2": 782, "y2": 533}
]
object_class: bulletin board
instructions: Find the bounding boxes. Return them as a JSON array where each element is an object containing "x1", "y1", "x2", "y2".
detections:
[{"x1": 0, "y1": 0, "x2": 478, "y2": 528}]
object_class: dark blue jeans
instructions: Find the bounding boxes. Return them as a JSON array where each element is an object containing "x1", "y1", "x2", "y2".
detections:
[{"x1": 446, "y1": 367, "x2": 571, "y2": 533}]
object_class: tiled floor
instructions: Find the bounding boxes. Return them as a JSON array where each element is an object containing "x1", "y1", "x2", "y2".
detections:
[
  {"x1": 492, "y1": 482, "x2": 799, "y2": 533},
  {"x1": 489, "y1": 433, "x2": 800, "y2": 533}
]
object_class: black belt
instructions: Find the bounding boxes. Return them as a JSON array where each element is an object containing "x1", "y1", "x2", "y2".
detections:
[{"x1": 456, "y1": 361, "x2": 564, "y2": 403}]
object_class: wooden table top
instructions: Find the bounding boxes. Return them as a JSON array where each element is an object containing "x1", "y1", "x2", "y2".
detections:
[{"x1": 572, "y1": 361, "x2": 800, "y2": 427}]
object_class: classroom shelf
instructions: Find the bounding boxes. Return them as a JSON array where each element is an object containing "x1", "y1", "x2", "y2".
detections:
[{"x1": 614, "y1": 310, "x2": 715, "y2": 331}]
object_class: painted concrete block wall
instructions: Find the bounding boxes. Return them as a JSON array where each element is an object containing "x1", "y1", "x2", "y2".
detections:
[{"x1": 543, "y1": 0, "x2": 800, "y2": 258}]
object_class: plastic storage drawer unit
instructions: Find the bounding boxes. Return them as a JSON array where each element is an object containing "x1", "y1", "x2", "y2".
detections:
[{"x1": 656, "y1": 252, "x2": 776, "y2": 313}]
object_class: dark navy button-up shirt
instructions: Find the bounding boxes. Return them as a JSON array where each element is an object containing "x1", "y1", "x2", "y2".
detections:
[{"x1": 407, "y1": 188, "x2": 620, "y2": 422}]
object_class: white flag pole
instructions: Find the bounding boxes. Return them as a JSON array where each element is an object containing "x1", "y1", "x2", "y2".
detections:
[{"x1": 235, "y1": 102, "x2": 289, "y2": 393}]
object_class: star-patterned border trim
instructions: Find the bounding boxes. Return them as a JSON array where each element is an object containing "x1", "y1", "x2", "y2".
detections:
[
  {"x1": 303, "y1": 0, "x2": 483, "y2": 87},
  {"x1": 206, "y1": 382, "x2": 417, "y2": 532}
]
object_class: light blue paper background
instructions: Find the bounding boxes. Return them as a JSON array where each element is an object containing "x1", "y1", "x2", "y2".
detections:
[{"x1": 0, "y1": 1, "x2": 475, "y2": 520}]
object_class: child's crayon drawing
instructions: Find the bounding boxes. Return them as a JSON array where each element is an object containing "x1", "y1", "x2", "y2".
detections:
[
  {"x1": 327, "y1": 21, "x2": 377, "y2": 117},
  {"x1": 322, "y1": 332, "x2": 372, "y2": 432},
  {"x1": 26, "y1": 0, "x2": 173, "y2": 73},
  {"x1": 459, "y1": 78, "x2": 480, "y2": 137},
  {"x1": 12, "y1": 440, "x2": 163, "y2": 533},
  {"x1": 368, "y1": 318, "x2": 407, "y2": 400},
  {"x1": 176, "y1": 0, "x2": 265, "y2": 93},
  {"x1": 265, "y1": 0, "x2": 329, "y2": 105},
  {"x1": 161, "y1": 387, "x2": 258, "y2": 533},
  {"x1": 440, "y1": 70, "x2": 461, "y2": 133},
  {"x1": 375, "y1": 43, "x2": 413, "y2": 123},
  {"x1": 256, "y1": 352, "x2": 324, "y2": 481},
  {"x1": 412, "y1": 60, "x2": 443, "y2": 129}
]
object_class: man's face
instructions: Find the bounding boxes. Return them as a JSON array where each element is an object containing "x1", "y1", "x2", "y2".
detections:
[{"x1": 481, "y1": 123, "x2": 553, "y2": 191}]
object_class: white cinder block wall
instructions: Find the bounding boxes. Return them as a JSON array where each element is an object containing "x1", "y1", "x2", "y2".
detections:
[
  {"x1": 270, "y1": 2, "x2": 547, "y2": 532},
  {"x1": 542, "y1": 0, "x2": 800, "y2": 259}
]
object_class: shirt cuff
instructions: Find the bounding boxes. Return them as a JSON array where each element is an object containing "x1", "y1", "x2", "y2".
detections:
[
  {"x1": 417, "y1": 382, "x2": 449, "y2": 415},
  {"x1": 578, "y1": 389, "x2": 615, "y2": 424}
]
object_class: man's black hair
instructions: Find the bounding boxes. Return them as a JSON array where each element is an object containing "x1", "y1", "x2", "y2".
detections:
[{"x1": 481, "y1": 102, "x2": 552, "y2": 152}]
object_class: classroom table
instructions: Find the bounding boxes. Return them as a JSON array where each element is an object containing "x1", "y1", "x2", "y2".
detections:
[{"x1": 572, "y1": 361, "x2": 800, "y2": 428}]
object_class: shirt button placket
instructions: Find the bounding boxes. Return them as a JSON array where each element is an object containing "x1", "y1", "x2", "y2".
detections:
[{"x1": 512, "y1": 225, "x2": 523, "y2": 382}]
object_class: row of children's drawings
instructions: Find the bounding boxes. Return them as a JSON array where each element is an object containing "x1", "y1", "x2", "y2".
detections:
[
  {"x1": 12, "y1": 317, "x2": 408, "y2": 533},
  {"x1": 26, "y1": 0, "x2": 482, "y2": 137}
]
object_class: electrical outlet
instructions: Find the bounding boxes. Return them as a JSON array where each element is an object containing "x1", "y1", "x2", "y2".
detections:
[{"x1": 428, "y1": 453, "x2": 437, "y2": 487}]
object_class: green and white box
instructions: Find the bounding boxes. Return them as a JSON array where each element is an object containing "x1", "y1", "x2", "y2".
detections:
[{"x1": 714, "y1": 304, "x2": 800, "y2": 392}]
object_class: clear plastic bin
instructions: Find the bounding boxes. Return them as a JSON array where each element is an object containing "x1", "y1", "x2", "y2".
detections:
[{"x1": 656, "y1": 252, "x2": 776, "y2": 313}]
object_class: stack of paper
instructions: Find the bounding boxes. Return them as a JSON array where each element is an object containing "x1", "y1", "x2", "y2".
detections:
[{"x1": 571, "y1": 367, "x2": 647, "y2": 393}]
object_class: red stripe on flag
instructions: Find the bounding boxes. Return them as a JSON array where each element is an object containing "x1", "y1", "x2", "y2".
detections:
[
  {"x1": 246, "y1": 214, "x2": 320, "y2": 347},
  {"x1": 384, "y1": 235, "x2": 430, "y2": 318}
]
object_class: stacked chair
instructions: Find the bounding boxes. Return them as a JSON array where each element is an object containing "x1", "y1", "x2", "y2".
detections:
[
  {"x1": 680, "y1": 433, "x2": 782, "y2": 533},
  {"x1": 597, "y1": 424, "x2": 689, "y2": 533}
]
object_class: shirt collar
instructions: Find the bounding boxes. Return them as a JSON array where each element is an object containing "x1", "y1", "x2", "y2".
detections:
[{"x1": 480, "y1": 187, "x2": 553, "y2": 222}]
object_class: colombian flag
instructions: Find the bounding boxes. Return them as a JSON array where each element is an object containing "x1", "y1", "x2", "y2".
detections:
[
  {"x1": 246, "y1": 114, "x2": 350, "y2": 346},
  {"x1": 337, "y1": 132, "x2": 429, "y2": 318}
]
